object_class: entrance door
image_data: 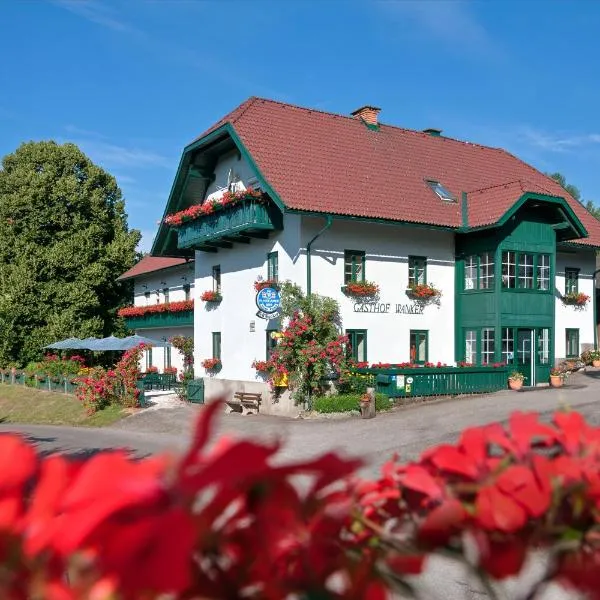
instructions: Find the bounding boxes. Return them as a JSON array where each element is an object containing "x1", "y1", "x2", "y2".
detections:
[{"x1": 516, "y1": 328, "x2": 535, "y2": 386}]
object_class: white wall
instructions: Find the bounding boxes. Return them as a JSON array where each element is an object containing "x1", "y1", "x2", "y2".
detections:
[
  {"x1": 137, "y1": 326, "x2": 194, "y2": 374},
  {"x1": 300, "y1": 217, "x2": 456, "y2": 365},
  {"x1": 205, "y1": 149, "x2": 259, "y2": 200},
  {"x1": 555, "y1": 249, "x2": 596, "y2": 359},
  {"x1": 133, "y1": 263, "x2": 194, "y2": 307}
]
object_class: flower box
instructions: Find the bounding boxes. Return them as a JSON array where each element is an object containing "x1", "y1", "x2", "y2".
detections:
[
  {"x1": 254, "y1": 279, "x2": 279, "y2": 292},
  {"x1": 562, "y1": 292, "x2": 590, "y2": 308},
  {"x1": 406, "y1": 284, "x2": 441, "y2": 301},
  {"x1": 341, "y1": 281, "x2": 379, "y2": 297},
  {"x1": 117, "y1": 300, "x2": 194, "y2": 318},
  {"x1": 252, "y1": 360, "x2": 271, "y2": 372},
  {"x1": 200, "y1": 290, "x2": 222, "y2": 303},
  {"x1": 201, "y1": 358, "x2": 222, "y2": 372}
]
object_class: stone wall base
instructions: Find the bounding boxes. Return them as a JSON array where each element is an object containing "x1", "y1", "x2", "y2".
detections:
[{"x1": 202, "y1": 377, "x2": 301, "y2": 417}]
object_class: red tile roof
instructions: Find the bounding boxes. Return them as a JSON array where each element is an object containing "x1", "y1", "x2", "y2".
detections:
[
  {"x1": 193, "y1": 97, "x2": 600, "y2": 247},
  {"x1": 118, "y1": 256, "x2": 192, "y2": 281}
]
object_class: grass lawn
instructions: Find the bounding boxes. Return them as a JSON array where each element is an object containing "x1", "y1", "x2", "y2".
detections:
[{"x1": 0, "y1": 384, "x2": 126, "y2": 427}]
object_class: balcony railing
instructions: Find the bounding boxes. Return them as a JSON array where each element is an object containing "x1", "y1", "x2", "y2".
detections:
[
  {"x1": 124, "y1": 310, "x2": 194, "y2": 329},
  {"x1": 176, "y1": 200, "x2": 283, "y2": 251}
]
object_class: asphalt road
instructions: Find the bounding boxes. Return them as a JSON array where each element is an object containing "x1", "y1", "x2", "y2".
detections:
[{"x1": 2, "y1": 371, "x2": 596, "y2": 599}]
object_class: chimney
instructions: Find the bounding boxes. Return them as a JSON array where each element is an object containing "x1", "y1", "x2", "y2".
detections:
[
  {"x1": 351, "y1": 105, "x2": 381, "y2": 126},
  {"x1": 423, "y1": 128, "x2": 442, "y2": 137}
]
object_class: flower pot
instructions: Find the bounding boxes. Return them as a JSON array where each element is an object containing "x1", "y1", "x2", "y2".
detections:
[
  {"x1": 508, "y1": 378, "x2": 523, "y2": 391},
  {"x1": 592, "y1": 360, "x2": 600, "y2": 368},
  {"x1": 550, "y1": 375, "x2": 563, "y2": 388}
]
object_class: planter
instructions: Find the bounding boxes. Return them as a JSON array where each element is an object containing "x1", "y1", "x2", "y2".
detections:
[
  {"x1": 508, "y1": 378, "x2": 523, "y2": 391},
  {"x1": 550, "y1": 375, "x2": 564, "y2": 388},
  {"x1": 592, "y1": 360, "x2": 600, "y2": 368}
]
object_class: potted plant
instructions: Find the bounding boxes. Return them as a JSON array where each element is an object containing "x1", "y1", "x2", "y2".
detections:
[
  {"x1": 561, "y1": 292, "x2": 590, "y2": 309},
  {"x1": 550, "y1": 368, "x2": 564, "y2": 388},
  {"x1": 201, "y1": 358, "x2": 222, "y2": 373},
  {"x1": 406, "y1": 283, "x2": 441, "y2": 303},
  {"x1": 342, "y1": 281, "x2": 380, "y2": 298},
  {"x1": 590, "y1": 350, "x2": 600, "y2": 368},
  {"x1": 508, "y1": 371, "x2": 525, "y2": 391}
]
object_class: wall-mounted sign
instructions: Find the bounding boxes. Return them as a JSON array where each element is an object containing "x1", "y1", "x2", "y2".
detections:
[
  {"x1": 256, "y1": 287, "x2": 282, "y2": 320},
  {"x1": 353, "y1": 302, "x2": 424, "y2": 315}
]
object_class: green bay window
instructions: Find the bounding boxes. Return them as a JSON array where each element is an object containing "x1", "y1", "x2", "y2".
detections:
[
  {"x1": 408, "y1": 256, "x2": 426, "y2": 287},
  {"x1": 566, "y1": 329, "x2": 579, "y2": 358},
  {"x1": 464, "y1": 255, "x2": 477, "y2": 290},
  {"x1": 481, "y1": 328, "x2": 495, "y2": 365},
  {"x1": 346, "y1": 329, "x2": 367, "y2": 362},
  {"x1": 465, "y1": 329, "x2": 477, "y2": 364},
  {"x1": 518, "y1": 253, "x2": 534, "y2": 289},
  {"x1": 410, "y1": 330, "x2": 428, "y2": 364},
  {"x1": 344, "y1": 250, "x2": 365, "y2": 284},
  {"x1": 464, "y1": 253, "x2": 494, "y2": 291},
  {"x1": 502, "y1": 251, "x2": 516, "y2": 288},
  {"x1": 212, "y1": 332, "x2": 221, "y2": 360},
  {"x1": 537, "y1": 255, "x2": 550, "y2": 290},
  {"x1": 565, "y1": 268, "x2": 579, "y2": 294},
  {"x1": 267, "y1": 251, "x2": 279, "y2": 282},
  {"x1": 501, "y1": 251, "x2": 552, "y2": 291}
]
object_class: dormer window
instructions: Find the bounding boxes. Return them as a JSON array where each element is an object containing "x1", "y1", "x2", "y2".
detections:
[{"x1": 426, "y1": 180, "x2": 456, "y2": 202}]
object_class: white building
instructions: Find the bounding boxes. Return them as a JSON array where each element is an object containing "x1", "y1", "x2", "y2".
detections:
[
  {"x1": 117, "y1": 256, "x2": 194, "y2": 374},
  {"x1": 146, "y1": 98, "x2": 600, "y2": 411}
]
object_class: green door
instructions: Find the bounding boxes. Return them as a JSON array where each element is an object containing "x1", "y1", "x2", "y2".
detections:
[{"x1": 516, "y1": 328, "x2": 535, "y2": 386}]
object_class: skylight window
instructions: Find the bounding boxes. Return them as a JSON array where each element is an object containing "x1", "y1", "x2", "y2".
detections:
[{"x1": 426, "y1": 180, "x2": 456, "y2": 202}]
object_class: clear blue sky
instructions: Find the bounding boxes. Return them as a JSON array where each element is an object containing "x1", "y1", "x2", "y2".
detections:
[{"x1": 2, "y1": 1, "x2": 600, "y2": 252}]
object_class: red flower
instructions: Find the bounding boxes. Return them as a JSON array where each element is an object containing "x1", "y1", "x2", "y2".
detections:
[
  {"x1": 118, "y1": 300, "x2": 194, "y2": 318},
  {"x1": 200, "y1": 290, "x2": 222, "y2": 302}
]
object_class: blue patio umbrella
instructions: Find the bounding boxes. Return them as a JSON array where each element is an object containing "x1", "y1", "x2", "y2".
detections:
[{"x1": 44, "y1": 337, "x2": 82, "y2": 350}]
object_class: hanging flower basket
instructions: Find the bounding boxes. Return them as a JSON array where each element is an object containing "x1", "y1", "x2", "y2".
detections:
[
  {"x1": 342, "y1": 281, "x2": 380, "y2": 298},
  {"x1": 562, "y1": 292, "x2": 590, "y2": 309},
  {"x1": 406, "y1": 284, "x2": 441, "y2": 304},
  {"x1": 200, "y1": 290, "x2": 222, "y2": 303},
  {"x1": 252, "y1": 359, "x2": 271, "y2": 373},
  {"x1": 254, "y1": 278, "x2": 279, "y2": 292},
  {"x1": 201, "y1": 358, "x2": 222, "y2": 372}
]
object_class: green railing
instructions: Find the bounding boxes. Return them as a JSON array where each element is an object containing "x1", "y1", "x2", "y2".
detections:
[
  {"x1": 0, "y1": 371, "x2": 79, "y2": 394},
  {"x1": 354, "y1": 366, "x2": 509, "y2": 398},
  {"x1": 124, "y1": 310, "x2": 193, "y2": 329},
  {"x1": 177, "y1": 200, "x2": 281, "y2": 249}
]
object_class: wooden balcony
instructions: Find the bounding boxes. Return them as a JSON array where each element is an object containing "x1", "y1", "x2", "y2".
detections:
[
  {"x1": 124, "y1": 310, "x2": 194, "y2": 330},
  {"x1": 176, "y1": 200, "x2": 283, "y2": 252}
]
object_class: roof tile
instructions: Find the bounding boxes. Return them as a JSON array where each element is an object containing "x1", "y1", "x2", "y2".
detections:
[{"x1": 118, "y1": 256, "x2": 191, "y2": 281}]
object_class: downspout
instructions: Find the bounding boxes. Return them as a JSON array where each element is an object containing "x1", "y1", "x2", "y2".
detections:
[{"x1": 306, "y1": 215, "x2": 333, "y2": 296}]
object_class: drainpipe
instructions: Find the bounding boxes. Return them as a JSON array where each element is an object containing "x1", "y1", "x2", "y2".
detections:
[{"x1": 306, "y1": 215, "x2": 333, "y2": 297}]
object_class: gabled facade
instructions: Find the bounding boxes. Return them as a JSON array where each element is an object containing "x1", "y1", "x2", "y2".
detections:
[
  {"x1": 151, "y1": 98, "x2": 600, "y2": 411},
  {"x1": 117, "y1": 256, "x2": 194, "y2": 373}
]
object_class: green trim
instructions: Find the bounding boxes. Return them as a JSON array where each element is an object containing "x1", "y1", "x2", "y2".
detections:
[
  {"x1": 408, "y1": 256, "x2": 427, "y2": 286},
  {"x1": 346, "y1": 329, "x2": 368, "y2": 362},
  {"x1": 410, "y1": 330, "x2": 429, "y2": 364},
  {"x1": 267, "y1": 251, "x2": 279, "y2": 282},
  {"x1": 344, "y1": 250, "x2": 366, "y2": 284},
  {"x1": 360, "y1": 118, "x2": 380, "y2": 131},
  {"x1": 565, "y1": 328, "x2": 579, "y2": 358},
  {"x1": 212, "y1": 331, "x2": 222, "y2": 360}
]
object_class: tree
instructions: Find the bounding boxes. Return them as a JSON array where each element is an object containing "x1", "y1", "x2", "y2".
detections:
[
  {"x1": 0, "y1": 141, "x2": 140, "y2": 365},
  {"x1": 548, "y1": 171, "x2": 600, "y2": 220}
]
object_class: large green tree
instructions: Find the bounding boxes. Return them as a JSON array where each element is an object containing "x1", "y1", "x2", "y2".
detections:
[
  {"x1": 0, "y1": 141, "x2": 141, "y2": 365},
  {"x1": 548, "y1": 171, "x2": 600, "y2": 220}
]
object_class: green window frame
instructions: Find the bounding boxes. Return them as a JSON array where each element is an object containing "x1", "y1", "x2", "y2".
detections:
[
  {"x1": 164, "y1": 345, "x2": 171, "y2": 369},
  {"x1": 163, "y1": 287, "x2": 170, "y2": 303},
  {"x1": 464, "y1": 252, "x2": 495, "y2": 291},
  {"x1": 481, "y1": 328, "x2": 495, "y2": 365},
  {"x1": 346, "y1": 329, "x2": 367, "y2": 362},
  {"x1": 267, "y1": 251, "x2": 279, "y2": 282},
  {"x1": 212, "y1": 265, "x2": 221, "y2": 292},
  {"x1": 183, "y1": 284, "x2": 191, "y2": 301},
  {"x1": 566, "y1": 328, "x2": 579, "y2": 358},
  {"x1": 408, "y1": 256, "x2": 427, "y2": 287},
  {"x1": 145, "y1": 348, "x2": 153, "y2": 370},
  {"x1": 410, "y1": 330, "x2": 428, "y2": 364},
  {"x1": 212, "y1": 332, "x2": 221, "y2": 360},
  {"x1": 565, "y1": 268, "x2": 579, "y2": 295},
  {"x1": 266, "y1": 331, "x2": 278, "y2": 360},
  {"x1": 501, "y1": 251, "x2": 552, "y2": 292},
  {"x1": 464, "y1": 329, "x2": 477, "y2": 364},
  {"x1": 344, "y1": 250, "x2": 365, "y2": 284}
]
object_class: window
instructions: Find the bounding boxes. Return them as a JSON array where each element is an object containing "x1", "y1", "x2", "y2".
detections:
[
  {"x1": 565, "y1": 268, "x2": 579, "y2": 295},
  {"x1": 212, "y1": 265, "x2": 221, "y2": 292},
  {"x1": 538, "y1": 328, "x2": 550, "y2": 364},
  {"x1": 566, "y1": 329, "x2": 579, "y2": 358},
  {"x1": 501, "y1": 328, "x2": 514, "y2": 365},
  {"x1": 346, "y1": 329, "x2": 367, "y2": 362},
  {"x1": 164, "y1": 345, "x2": 171, "y2": 369},
  {"x1": 479, "y1": 252, "x2": 495, "y2": 290},
  {"x1": 425, "y1": 180, "x2": 456, "y2": 202},
  {"x1": 163, "y1": 287, "x2": 170, "y2": 303},
  {"x1": 145, "y1": 348, "x2": 153, "y2": 371},
  {"x1": 410, "y1": 330, "x2": 428, "y2": 364},
  {"x1": 344, "y1": 250, "x2": 365, "y2": 284},
  {"x1": 408, "y1": 256, "x2": 426, "y2": 287},
  {"x1": 537, "y1": 255, "x2": 550, "y2": 290},
  {"x1": 183, "y1": 284, "x2": 191, "y2": 301},
  {"x1": 481, "y1": 328, "x2": 495, "y2": 365},
  {"x1": 212, "y1": 332, "x2": 221, "y2": 360},
  {"x1": 267, "y1": 252, "x2": 279, "y2": 282},
  {"x1": 501, "y1": 251, "x2": 516, "y2": 288},
  {"x1": 518, "y1": 253, "x2": 534, "y2": 289},
  {"x1": 465, "y1": 330, "x2": 477, "y2": 364},
  {"x1": 464, "y1": 256, "x2": 477, "y2": 290},
  {"x1": 144, "y1": 291, "x2": 150, "y2": 304},
  {"x1": 266, "y1": 331, "x2": 278, "y2": 359}
]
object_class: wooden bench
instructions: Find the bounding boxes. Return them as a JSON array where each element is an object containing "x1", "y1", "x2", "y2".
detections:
[{"x1": 227, "y1": 391, "x2": 262, "y2": 414}]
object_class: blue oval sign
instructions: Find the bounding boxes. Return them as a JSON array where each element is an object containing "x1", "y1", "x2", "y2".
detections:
[{"x1": 256, "y1": 287, "x2": 281, "y2": 314}]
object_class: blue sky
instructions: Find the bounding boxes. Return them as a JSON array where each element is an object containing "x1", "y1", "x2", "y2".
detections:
[{"x1": 2, "y1": 0, "x2": 600, "y2": 252}]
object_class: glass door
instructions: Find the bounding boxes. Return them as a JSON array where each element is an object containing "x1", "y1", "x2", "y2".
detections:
[{"x1": 516, "y1": 328, "x2": 535, "y2": 386}]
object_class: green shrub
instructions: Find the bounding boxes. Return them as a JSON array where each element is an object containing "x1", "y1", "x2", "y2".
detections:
[
  {"x1": 336, "y1": 371, "x2": 375, "y2": 394},
  {"x1": 313, "y1": 393, "x2": 393, "y2": 414}
]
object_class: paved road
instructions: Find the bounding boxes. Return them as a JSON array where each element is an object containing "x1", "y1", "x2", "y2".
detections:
[{"x1": 2, "y1": 372, "x2": 596, "y2": 599}]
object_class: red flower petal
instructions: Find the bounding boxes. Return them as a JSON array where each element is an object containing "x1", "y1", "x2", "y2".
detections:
[
  {"x1": 401, "y1": 465, "x2": 443, "y2": 501},
  {"x1": 479, "y1": 537, "x2": 528, "y2": 579},
  {"x1": 475, "y1": 485, "x2": 528, "y2": 532},
  {"x1": 496, "y1": 465, "x2": 550, "y2": 518},
  {"x1": 426, "y1": 445, "x2": 478, "y2": 479},
  {"x1": 419, "y1": 498, "x2": 468, "y2": 547},
  {"x1": 0, "y1": 434, "x2": 37, "y2": 490}
]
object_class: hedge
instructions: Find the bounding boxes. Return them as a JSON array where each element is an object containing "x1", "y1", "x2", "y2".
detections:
[{"x1": 313, "y1": 392, "x2": 393, "y2": 414}]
